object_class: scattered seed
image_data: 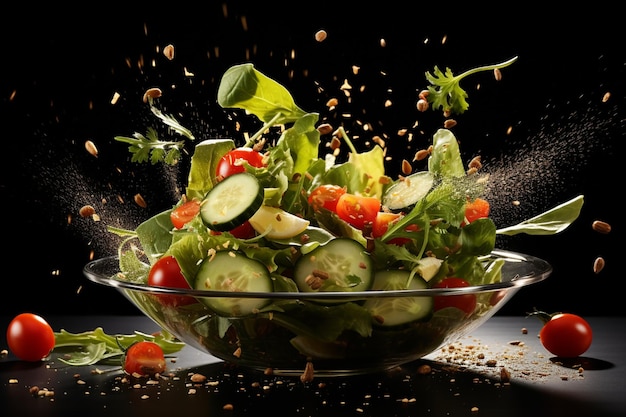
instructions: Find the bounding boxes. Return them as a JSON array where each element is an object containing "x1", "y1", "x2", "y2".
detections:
[
  {"x1": 79, "y1": 205, "x2": 96, "y2": 218},
  {"x1": 500, "y1": 367, "x2": 511, "y2": 383},
  {"x1": 416, "y1": 99, "x2": 429, "y2": 112},
  {"x1": 593, "y1": 257, "x2": 605, "y2": 274},
  {"x1": 414, "y1": 148, "x2": 430, "y2": 161},
  {"x1": 468, "y1": 156, "x2": 482, "y2": 170},
  {"x1": 592, "y1": 220, "x2": 611, "y2": 234},
  {"x1": 110, "y1": 92, "x2": 121, "y2": 105},
  {"x1": 163, "y1": 44, "x2": 175, "y2": 60},
  {"x1": 494, "y1": 68, "x2": 502, "y2": 81},
  {"x1": 315, "y1": 30, "x2": 327, "y2": 42},
  {"x1": 444, "y1": 119, "x2": 457, "y2": 129},
  {"x1": 223, "y1": 404, "x2": 234, "y2": 411},
  {"x1": 300, "y1": 361, "x2": 315, "y2": 383},
  {"x1": 317, "y1": 123, "x2": 333, "y2": 135},
  {"x1": 85, "y1": 140, "x2": 98, "y2": 157},
  {"x1": 142, "y1": 87, "x2": 162, "y2": 103},
  {"x1": 602, "y1": 92, "x2": 611, "y2": 102},
  {"x1": 134, "y1": 193, "x2": 147, "y2": 208},
  {"x1": 402, "y1": 159, "x2": 412, "y2": 175}
]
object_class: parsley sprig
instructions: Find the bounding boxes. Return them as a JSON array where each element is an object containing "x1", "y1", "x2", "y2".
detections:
[
  {"x1": 425, "y1": 56, "x2": 518, "y2": 115},
  {"x1": 114, "y1": 99, "x2": 196, "y2": 165}
]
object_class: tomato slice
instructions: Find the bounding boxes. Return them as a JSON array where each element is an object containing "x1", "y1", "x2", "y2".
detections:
[
  {"x1": 463, "y1": 197, "x2": 490, "y2": 224},
  {"x1": 216, "y1": 147, "x2": 265, "y2": 179},
  {"x1": 124, "y1": 341, "x2": 166, "y2": 376},
  {"x1": 335, "y1": 193, "x2": 380, "y2": 229},
  {"x1": 433, "y1": 277, "x2": 477, "y2": 316},
  {"x1": 170, "y1": 200, "x2": 201, "y2": 229},
  {"x1": 148, "y1": 255, "x2": 196, "y2": 307},
  {"x1": 308, "y1": 184, "x2": 346, "y2": 212}
]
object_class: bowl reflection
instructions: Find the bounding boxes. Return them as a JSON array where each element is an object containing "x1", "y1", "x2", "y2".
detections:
[{"x1": 83, "y1": 249, "x2": 551, "y2": 377}]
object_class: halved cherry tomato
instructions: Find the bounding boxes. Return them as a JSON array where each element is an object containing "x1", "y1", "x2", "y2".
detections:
[
  {"x1": 335, "y1": 193, "x2": 380, "y2": 229},
  {"x1": 372, "y1": 212, "x2": 419, "y2": 245},
  {"x1": 308, "y1": 184, "x2": 346, "y2": 212},
  {"x1": 170, "y1": 200, "x2": 201, "y2": 229},
  {"x1": 463, "y1": 197, "x2": 490, "y2": 224},
  {"x1": 124, "y1": 341, "x2": 166, "y2": 376},
  {"x1": 216, "y1": 147, "x2": 265, "y2": 179},
  {"x1": 6, "y1": 313, "x2": 55, "y2": 362},
  {"x1": 148, "y1": 255, "x2": 196, "y2": 307},
  {"x1": 433, "y1": 277, "x2": 477, "y2": 316},
  {"x1": 529, "y1": 311, "x2": 593, "y2": 358}
]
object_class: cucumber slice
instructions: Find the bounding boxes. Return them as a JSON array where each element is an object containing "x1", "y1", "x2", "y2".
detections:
[
  {"x1": 382, "y1": 171, "x2": 434, "y2": 211},
  {"x1": 200, "y1": 172, "x2": 264, "y2": 231},
  {"x1": 363, "y1": 270, "x2": 433, "y2": 326},
  {"x1": 194, "y1": 251, "x2": 272, "y2": 316},
  {"x1": 293, "y1": 238, "x2": 374, "y2": 293}
]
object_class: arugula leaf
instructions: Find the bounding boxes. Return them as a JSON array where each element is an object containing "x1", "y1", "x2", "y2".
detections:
[
  {"x1": 496, "y1": 195, "x2": 584, "y2": 236},
  {"x1": 426, "y1": 56, "x2": 518, "y2": 115}
]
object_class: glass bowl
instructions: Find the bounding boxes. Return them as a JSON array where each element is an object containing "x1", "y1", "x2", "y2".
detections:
[{"x1": 83, "y1": 249, "x2": 551, "y2": 377}]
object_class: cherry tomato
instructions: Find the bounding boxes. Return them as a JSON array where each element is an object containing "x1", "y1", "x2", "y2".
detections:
[
  {"x1": 170, "y1": 199, "x2": 201, "y2": 229},
  {"x1": 463, "y1": 197, "x2": 490, "y2": 224},
  {"x1": 148, "y1": 256, "x2": 196, "y2": 307},
  {"x1": 530, "y1": 311, "x2": 593, "y2": 357},
  {"x1": 335, "y1": 193, "x2": 380, "y2": 229},
  {"x1": 433, "y1": 277, "x2": 477, "y2": 316},
  {"x1": 124, "y1": 341, "x2": 166, "y2": 376},
  {"x1": 372, "y1": 212, "x2": 419, "y2": 245},
  {"x1": 308, "y1": 184, "x2": 346, "y2": 212},
  {"x1": 6, "y1": 313, "x2": 55, "y2": 361},
  {"x1": 216, "y1": 147, "x2": 265, "y2": 179}
]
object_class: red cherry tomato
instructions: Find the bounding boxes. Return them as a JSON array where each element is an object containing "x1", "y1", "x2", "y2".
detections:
[
  {"x1": 6, "y1": 313, "x2": 56, "y2": 361},
  {"x1": 372, "y1": 212, "x2": 419, "y2": 245},
  {"x1": 308, "y1": 184, "x2": 347, "y2": 212},
  {"x1": 124, "y1": 341, "x2": 166, "y2": 376},
  {"x1": 216, "y1": 147, "x2": 265, "y2": 179},
  {"x1": 170, "y1": 199, "x2": 201, "y2": 229},
  {"x1": 463, "y1": 197, "x2": 490, "y2": 224},
  {"x1": 148, "y1": 256, "x2": 196, "y2": 307},
  {"x1": 335, "y1": 193, "x2": 380, "y2": 229},
  {"x1": 228, "y1": 220, "x2": 256, "y2": 239},
  {"x1": 531, "y1": 311, "x2": 593, "y2": 358},
  {"x1": 433, "y1": 277, "x2": 477, "y2": 316}
]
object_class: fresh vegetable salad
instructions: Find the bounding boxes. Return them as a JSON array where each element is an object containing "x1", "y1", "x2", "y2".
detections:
[{"x1": 108, "y1": 60, "x2": 583, "y2": 373}]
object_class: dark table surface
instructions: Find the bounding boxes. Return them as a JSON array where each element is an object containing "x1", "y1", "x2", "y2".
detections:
[{"x1": 1, "y1": 315, "x2": 624, "y2": 417}]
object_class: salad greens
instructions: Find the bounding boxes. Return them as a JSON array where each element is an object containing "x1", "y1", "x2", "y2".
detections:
[{"x1": 110, "y1": 61, "x2": 582, "y2": 289}]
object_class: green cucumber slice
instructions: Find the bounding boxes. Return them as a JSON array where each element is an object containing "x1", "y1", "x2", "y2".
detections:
[
  {"x1": 293, "y1": 238, "x2": 373, "y2": 293},
  {"x1": 363, "y1": 270, "x2": 433, "y2": 326},
  {"x1": 382, "y1": 171, "x2": 434, "y2": 210},
  {"x1": 200, "y1": 172, "x2": 264, "y2": 231},
  {"x1": 194, "y1": 251, "x2": 272, "y2": 316}
]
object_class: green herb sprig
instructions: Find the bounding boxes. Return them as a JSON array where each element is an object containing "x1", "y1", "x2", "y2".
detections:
[{"x1": 425, "y1": 56, "x2": 518, "y2": 115}]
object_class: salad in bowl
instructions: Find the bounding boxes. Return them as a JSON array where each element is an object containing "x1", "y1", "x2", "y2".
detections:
[{"x1": 85, "y1": 59, "x2": 583, "y2": 378}]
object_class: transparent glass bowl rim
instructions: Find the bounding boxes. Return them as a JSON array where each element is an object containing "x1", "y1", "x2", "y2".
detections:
[{"x1": 83, "y1": 249, "x2": 552, "y2": 301}]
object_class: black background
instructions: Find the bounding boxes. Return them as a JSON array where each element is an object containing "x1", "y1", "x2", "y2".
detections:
[{"x1": 1, "y1": 3, "x2": 623, "y2": 317}]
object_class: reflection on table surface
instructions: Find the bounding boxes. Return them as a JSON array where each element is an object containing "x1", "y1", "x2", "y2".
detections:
[{"x1": 1, "y1": 316, "x2": 625, "y2": 417}]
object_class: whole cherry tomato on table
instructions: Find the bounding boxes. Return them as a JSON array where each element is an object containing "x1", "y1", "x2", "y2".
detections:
[
  {"x1": 123, "y1": 341, "x2": 166, "y2": 376},
  {"x1": 6, "y1": 313, "x2": 56, "y2": 362},
  {"x1": 148, "y1": 255, "x2": 196, "y2": 307},
  {"x1": 216, "y1": 147, "x2": 265, "y2": 179},
  {"x1": 432, "y1": 277, "x2": 477, "y2": 316},
  {"x1": 528, "y1": 310, "x2": 593, "y2": 358}
]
